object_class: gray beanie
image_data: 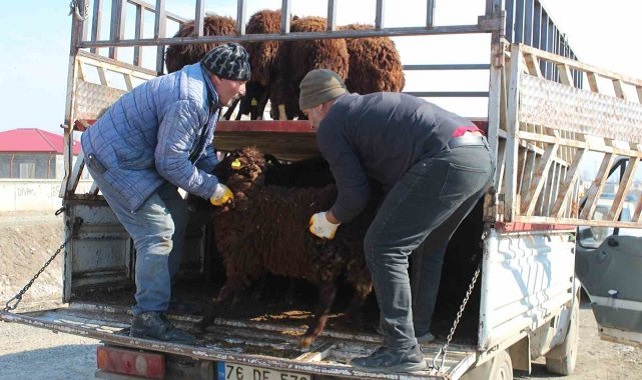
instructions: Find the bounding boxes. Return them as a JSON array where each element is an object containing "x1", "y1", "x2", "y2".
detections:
[
  {"x1": 299, "y1": 69, "x2": 347, "y2": 110},
  {"x1": 200, "y1": 43, "x2": 251, "y2": 81}
]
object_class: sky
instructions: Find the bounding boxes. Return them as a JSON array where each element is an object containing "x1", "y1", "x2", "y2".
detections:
[{"x1": 0, "y1": 0, "x2": 639, "y2": 135}]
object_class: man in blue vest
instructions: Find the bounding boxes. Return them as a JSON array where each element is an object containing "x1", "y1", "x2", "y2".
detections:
[
  {"x1": 301, "y1": 69, "x2": 494, "y2": 373},
  {"x1": 81, "y1": 43, "x2": 250, "y2": 343}
]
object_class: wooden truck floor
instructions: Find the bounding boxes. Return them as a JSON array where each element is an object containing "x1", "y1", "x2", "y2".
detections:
[{"x1": 1, "y1": 301, "x2": 477, "y2": 379}]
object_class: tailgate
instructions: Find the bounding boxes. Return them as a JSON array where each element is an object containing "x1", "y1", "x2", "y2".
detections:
[{"x1": 0, "y1": 303, "x2": 476, "y2": 379}]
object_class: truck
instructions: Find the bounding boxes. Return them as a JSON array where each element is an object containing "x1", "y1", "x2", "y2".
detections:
[{"x1": 2, "y1": 0, "x2": 642, "y2": 379}]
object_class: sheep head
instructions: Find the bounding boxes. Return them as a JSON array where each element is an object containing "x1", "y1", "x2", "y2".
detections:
[{"x1": 214, "y1": 147, "x2": 267, "y2": 208}]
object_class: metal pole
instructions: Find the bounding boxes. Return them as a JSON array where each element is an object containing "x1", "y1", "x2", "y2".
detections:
[
  {"x1": 237, "y1": 0, "x2": 247, "y2": 36},
  {"x1": 280, "y1": 0, "x2": 291, "y2": 33},
  {"x1": 375, "y1": 0, "x2": 385, "y2": 29},
  {"x1": 327, "y1": 0, "x2": 337, "y2": 31},
  {"x1": 426, "y1": 0, "x2": 435, "y2": 28},
  {"x1": 154, "y1": 0, "x2": 167, "y2": 75},
  {"x1": 195, "y1": 0, "x2": 205, "y2": 37}
]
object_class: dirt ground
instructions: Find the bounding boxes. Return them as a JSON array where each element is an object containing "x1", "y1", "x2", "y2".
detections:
[
  {"x1": 0, "y1": 211, "x2": 67, "y2": 306},
  {"x1": 0, "y1": 211, "x2": 641, "y2": 379}
]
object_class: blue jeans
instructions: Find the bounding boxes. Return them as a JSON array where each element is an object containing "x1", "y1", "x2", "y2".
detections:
[
  {"x1": 84, "y1": 155, "x2": 188, "y2": 315},
  {"x1": 364, "y1": 142, "x2": 493, "y2": 349}
]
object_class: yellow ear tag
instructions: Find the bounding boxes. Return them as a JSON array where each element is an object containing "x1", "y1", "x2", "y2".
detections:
[
  {"x1": 231, "y1": 159, "x2": 242, "y2": 170},
  {"x1": 251, "y1": 98, "x2": 258, "y2": 106}
]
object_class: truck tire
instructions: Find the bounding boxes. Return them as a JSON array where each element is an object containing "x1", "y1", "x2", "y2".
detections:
[
  {"x1": 545, "y1": 299, "x2": 580, "y2": 375},
  {"x1": 489, "y1": 350, "x2": 513, "y2": 380}
]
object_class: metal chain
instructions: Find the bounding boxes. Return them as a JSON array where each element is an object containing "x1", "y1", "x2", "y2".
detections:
[
  {"x1": 430, "y1": 263, "x2": 481, "y2": 372},
  {"x1": 69, "y1": 0, "x2": 89, "y2": 21},
  {"x1": 3, "y1": 236, "x2": 71, "y2": 313}
]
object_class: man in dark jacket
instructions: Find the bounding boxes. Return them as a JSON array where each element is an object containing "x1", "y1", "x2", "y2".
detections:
[
  {"x1": 81, "y1": 43, "x2": 250, "y2": 343},
  {"x1": 301, "y1": 69, "x2": 494, "y2": 373}
]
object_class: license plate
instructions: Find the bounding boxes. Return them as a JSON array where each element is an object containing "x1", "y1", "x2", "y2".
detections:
[{"x1": 217, "y1": 362, "x2": 311, "y2": 380}]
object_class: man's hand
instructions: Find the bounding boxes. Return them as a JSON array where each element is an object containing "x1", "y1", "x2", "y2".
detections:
[
  {"x1": 309, "y1": 211, "x2": 341, "y2": 239},
  {"x1": 210, "y1": 183, "x2": 233, "y2": 206}
]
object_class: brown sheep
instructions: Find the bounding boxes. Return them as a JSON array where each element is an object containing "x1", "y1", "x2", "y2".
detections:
[
  {"x1": 164, "y1": 15, "x2": 242, "y2": 120},
  {"x1": 339, "y1": 24, "x2": 406, "y2": 94},
  {"x1": 271, "y1": 16, "x2": 350, "y2": 120},
  {"x1": 164, "y1": 15, "x2": 238, "y2": 74},
  {"x1": 193, "y1": 147, "x2": 374, "y2": 347}
]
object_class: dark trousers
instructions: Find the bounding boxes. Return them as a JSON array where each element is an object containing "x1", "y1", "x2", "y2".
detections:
[{"x1": 364, "y1": 142, "x2": 493, "y2": 349}]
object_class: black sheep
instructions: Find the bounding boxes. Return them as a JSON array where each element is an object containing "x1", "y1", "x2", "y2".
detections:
[
  {"x1": 263, "y1": 154, "x2": 334, "y2": 188},
  {"x1": 237, "y1": 9, "x2": 284, "y2": 120}
]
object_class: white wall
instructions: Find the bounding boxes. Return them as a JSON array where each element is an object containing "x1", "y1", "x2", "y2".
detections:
[{"x1": 0, "y1": 180, "x2": 94, "y2": 212}]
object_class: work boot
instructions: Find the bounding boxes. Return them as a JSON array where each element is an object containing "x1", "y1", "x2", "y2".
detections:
[
  {"x1": 130, "y1": 312, "x2": 196, "y2": 343},
  {"x1": 351, "y1": 344, "x2": 427, "y2": 373}
]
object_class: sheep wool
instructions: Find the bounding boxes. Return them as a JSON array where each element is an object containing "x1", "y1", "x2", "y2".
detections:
[{"x1": 194, "y1": 147, "x2": 375, "y2": 348}]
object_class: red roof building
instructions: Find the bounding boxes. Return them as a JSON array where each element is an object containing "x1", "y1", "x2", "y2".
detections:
[
  {"x1": 0, "y1": 128, "x2": 81, "y2": 179},
  {"x1": 0, "y1": 128, "x2": 80, "y2": 155}
]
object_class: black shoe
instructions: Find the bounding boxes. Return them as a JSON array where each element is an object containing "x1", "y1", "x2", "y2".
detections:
[
  {"x1": 351, "y1": 344, "x2": 427, "y2": 373},
  {"x1": 130, "y1": 312, "x2": 197, "y2": 343}
]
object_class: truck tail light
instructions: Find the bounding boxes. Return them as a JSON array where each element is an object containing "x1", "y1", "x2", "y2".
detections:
[{"x1": 97, "y1": 345, "x2": 165, "y2": 379}]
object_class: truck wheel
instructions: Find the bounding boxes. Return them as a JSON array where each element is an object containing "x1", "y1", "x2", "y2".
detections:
[
  {"x1": 545, "y1": 299, "x2": 580, "y2": 375},
  {"x1": 489, "y1": 349, "x2": 513, "y2": 380}
]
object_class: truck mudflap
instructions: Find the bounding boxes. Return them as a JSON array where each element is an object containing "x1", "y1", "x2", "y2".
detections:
[{"x1": 0, "y1": 303, "x2": 477, "y2": 379}]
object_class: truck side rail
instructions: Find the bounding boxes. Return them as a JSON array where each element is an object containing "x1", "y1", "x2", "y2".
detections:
[
  {"x1": 76, "y1": 0, "x2": 502, "y2": 75},
  {"x1": 495, "y1": 43, "x2": 642, "y2": 229},
  {"x1": 63, "y1": 1, "x2": 598, "y2": 228},
  {"x1": 60, "y1": 51, "x2": 155, "y2": 199}
]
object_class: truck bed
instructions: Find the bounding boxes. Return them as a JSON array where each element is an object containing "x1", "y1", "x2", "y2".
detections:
[
  {"x1": 2, "y1": 301, "x2": 477, "y2": 379},
  {"x1": 30, "y1": 173, "x2": 485, "y2": 379}
]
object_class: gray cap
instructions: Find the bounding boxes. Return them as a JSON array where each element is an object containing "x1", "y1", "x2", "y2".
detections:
[
  {"x1": 200, "y1": 43, "x2": 251, "y2": 81},
  {"x1": 299, "y1": 69, "x2": 347, "y2": 110}
]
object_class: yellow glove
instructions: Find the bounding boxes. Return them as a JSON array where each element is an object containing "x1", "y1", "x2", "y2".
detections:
[
  {"x1": 309, "y1": 211, "x2": 340, "y2": 239},
  {"x1": 210, "y1": 183, "x2": 233, "y2": 206}
]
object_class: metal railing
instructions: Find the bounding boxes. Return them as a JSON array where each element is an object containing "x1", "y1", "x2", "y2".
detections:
[
  {"x1": 65, "y1": 0, "x2": 613, "y2": 229},
  {"x1": 504, "y1": 0, "x2": 581, "y2": 86},
  {"x1": 497, "y1": 43, "x2": 642, "y2": 228}
]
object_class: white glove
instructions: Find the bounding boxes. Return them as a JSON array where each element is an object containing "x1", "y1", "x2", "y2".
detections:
[
  {"x1": 309, "y1": 211, "x2": 340, "y2": 239},
  {"x1": 209, "y1": 183, "x2": 233, "y2": 206}
]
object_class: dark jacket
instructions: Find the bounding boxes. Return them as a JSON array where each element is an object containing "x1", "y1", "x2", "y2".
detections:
[{"x1": 317, "y1": 92, "x2": 476, "y2": 222}]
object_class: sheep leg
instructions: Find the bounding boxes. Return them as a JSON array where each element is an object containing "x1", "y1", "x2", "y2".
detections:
[
  {"x1": 299, "y1": 281, "x2": 337, "y2": 348},
  {"x1": 253, "y1": 91, "x2": 270, "y2": 120},
  {"x1": 222, "y1": 98, "x2": 241, "y2": 120},
  {"x1": 278, "y1": 104, "x2": 287, "y2": 120},
  {"x1": 251, "y1": 273, "x2": 269, "y2": 301},
  {"x1": 285, "y1": 279, "x2": 297, "y2": 306},
  {"x1": 341, "y1": 288, "x2": 372, "y2": 329},
  {"x1": 191, "y1": 277, "x2": 243, "y2": 333}
]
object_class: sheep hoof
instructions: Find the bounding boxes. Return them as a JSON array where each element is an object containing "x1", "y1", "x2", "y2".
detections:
[{"x1": 298, "y1": 335, "x2": 314, "y2": 348}]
